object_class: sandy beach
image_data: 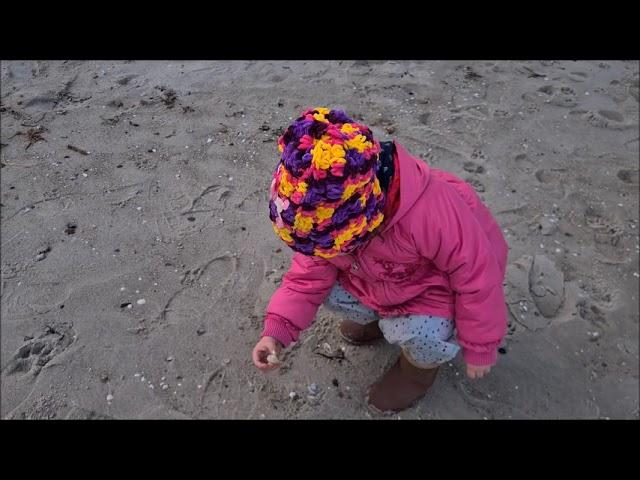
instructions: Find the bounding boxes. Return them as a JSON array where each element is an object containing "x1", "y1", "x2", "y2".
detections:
[{"x1": 1, "y1": 60, "x2": 638, "y2": 419}]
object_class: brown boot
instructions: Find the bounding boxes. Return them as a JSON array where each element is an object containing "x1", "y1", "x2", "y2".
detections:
[
  {"x1": 366, "y1": 352, "x2": 439, "y2": 413},
  {"x1": 339, "y1": 319, "x2": 384, "y2": 345}
]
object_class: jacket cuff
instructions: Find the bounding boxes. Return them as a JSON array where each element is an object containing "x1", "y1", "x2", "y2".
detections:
[
  {"x1": 261, "y1": 315, "x2": 294, "y2": 348},
  {"x1": 462, "y1": 347, "x2": 497, "y2": 366}
]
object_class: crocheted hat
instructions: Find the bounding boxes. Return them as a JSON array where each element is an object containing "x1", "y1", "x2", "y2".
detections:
[{"x1": 269, "y1": 107, "x2": 385, "y2": 258}]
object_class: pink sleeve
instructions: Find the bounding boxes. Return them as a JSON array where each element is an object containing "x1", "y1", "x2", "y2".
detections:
[
  {"x1": 412, "y1": 184, "x2": 507, "y2": 366},
  {"x1": 261, "y1": 252, "x2": 338, "y2": 347}
]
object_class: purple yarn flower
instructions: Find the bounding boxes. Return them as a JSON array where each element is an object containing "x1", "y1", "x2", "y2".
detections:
[
  {"x1": 281, "y1": 204, "x2": 296, "y2": 225},
  {"x1": 293, "y1": 120, "x2": 314, "y2": 139},
  {"x1": 293, "y1": 239, "x2": 315, "y2": 255},
  {"x1": 282, "y1": 143, "x2": 306, "y2": 174},
  {"x1": 345, "y1": 149, "x2": 368, "y2": 171},
  {"x1": 302, "y1": 185, "x2": 326, "y2": 207},
  {"x1": 268, "y1": 200, "x2": 278, "y2": 221},
  {"x1": 332, "y1": 199, "x2": 363, "y2": 225},
  {"x1": 326, "y1": 109, "x2": 353, "y2": 124},
  {"x1": 309, "y1": 230, "x2": 335, "y2": 249},
  {"x1": 325, "y1": 182, "x2": 344, "y2": 201},
  {"x1": 308, "y1": 120, "x2": 329, "y2": 139}
]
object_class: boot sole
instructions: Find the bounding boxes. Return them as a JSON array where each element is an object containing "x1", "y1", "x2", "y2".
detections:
[{"x1": 338, "y1": 331, "x2": 384, "y2": 346}]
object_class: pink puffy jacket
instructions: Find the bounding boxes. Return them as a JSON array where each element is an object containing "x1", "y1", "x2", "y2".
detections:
[{"x1": 262, "y1": 141, "x2": 509, "y2": 366}]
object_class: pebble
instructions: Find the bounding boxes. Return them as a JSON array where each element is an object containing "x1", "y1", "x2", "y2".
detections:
[
  {"x1": 106, "y1": 394, "x2": 114, "y2": 402},
  {"x1": 120, "y1": 287, "x2": 126, "y2": 291},
  {"x1": 126, "y1": 304, "x2": 132, "y2": 309},
  {"x1": 588, "y1": 331, "x2": 601, "y2": 341},
  {"x1": 207, "y1": 138, "x2": 213, "y2": 143},
  {"x1": 162, "y1": 384, "x2": 169, "y2": 390},
  {"x1": 166, "y1": 356, "x2": 174, "y2": 362},
  {"x1": 289, "y1": 391, "x2": 298, "y2": 399},
  {"x1": 307, "y1": 383, "x2": 320, "y2": 396},
  {"x1": 222, "y1": 358, "x2": 231, "y2": 365},
  {"x1": 136, "y1": 298, "x2": 146, "y2": 305}
]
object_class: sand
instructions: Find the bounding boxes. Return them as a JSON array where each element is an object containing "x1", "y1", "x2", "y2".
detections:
[{"x1": 1, "y1": 60, "x2": 638, "y2": 419}]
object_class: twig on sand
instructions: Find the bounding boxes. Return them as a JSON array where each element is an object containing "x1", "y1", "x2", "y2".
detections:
[
  {"x1": 67, "y1": 144, "x2": 89, "y2": 155},
  {"x1": 497, "y1": 203, "x2": 529, "y2": 215}
]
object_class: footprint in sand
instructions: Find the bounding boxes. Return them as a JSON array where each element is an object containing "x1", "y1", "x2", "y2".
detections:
[
  {"x1": 3, "y1": 322, "x2": 76, "y2": 377},
  {"x1": 584, "y1": 110, "x2": 635, "y2": 130},
  {"x1": 617, "y1": 169, "x2": 639, "y2": 185},
  {"x1": 523, "y1": 84, "x2": 578, "y2": 107},
  {"x1": 464, "y1": 177, "x2": 485, "y2": 193},
  {"x1": 505, "y1": 255, "x2": 581, "y2": 332}
]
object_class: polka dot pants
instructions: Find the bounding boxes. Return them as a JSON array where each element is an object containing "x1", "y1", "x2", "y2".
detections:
[{"x1": 325, "y1": 282, "x2": 460, "y2": 367}]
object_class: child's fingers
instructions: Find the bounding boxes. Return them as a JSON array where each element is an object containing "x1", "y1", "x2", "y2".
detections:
[{"x1": 252, "y1": 346, "x2": 269, "y2": 368}]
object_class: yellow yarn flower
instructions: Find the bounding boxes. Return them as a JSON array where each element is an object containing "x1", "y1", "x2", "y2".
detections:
[
  {"x1": 341, "y1": 178, "x2": 370, "y2": 201},
  {"x1": 340, "y1": 123, "x2": 357, "y2": 134},
  {"x1": 354, "y1": 216, "x2": 368, "y2": 235},
  {"x1": 315, "y1": 206, "x2": 335, "y2": 222},
  {"x1": 278, "y1": 170, "x2": 294, "y2": 197},
  {"x1": 313, "y1": 112, "x2": 329, "y2": 123},
  {"x1": 330, "y1": 144, "x2": 345, "y2": 159},
  {"x1": 273, "y1": 224, "x2": 294, "y2": 243},
  {"x1": 293, "y1": 213, "x2": 314, "y2": 233},
  {"x1": 367, "y1": 212, "x2": 384, "y2": 232},
  {"x1": 345, "y1": 134, "x2": 372, "y2": 153},
  {"x1": 334, "y1": 230, "x2": 354, "y2": 249},
  {"x1": 314, "y1": 107, "x2": 330, "y2": 115},
  {"x1": 314, "y1": 248, "x2": 336, "y2": 259},
  {"x1": 372, "y1": 177, "x2": 382, "y2": 196},
  {"x1": 311, "y1": 141, "x2": 332, "y2": 170}
]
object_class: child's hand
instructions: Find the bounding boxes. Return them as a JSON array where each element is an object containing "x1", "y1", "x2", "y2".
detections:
[
  {"x1": 252, "y1": 336, "x2": 283, "y2": 372},
  {"x1": 466, "y1": 364, "x2": 491, "y2": 379}
]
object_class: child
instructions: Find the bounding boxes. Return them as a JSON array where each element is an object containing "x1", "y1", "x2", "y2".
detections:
[{"x1": 251, "y1": 107, "x2": 508, "y2": 413}]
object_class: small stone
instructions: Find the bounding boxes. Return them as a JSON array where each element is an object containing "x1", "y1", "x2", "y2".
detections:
[
  {"x1": 222, "y1": 358, "x2": 231, "y2": 365},
  {"x1": 588, "y1": 331, "x2": 601, "y2": 342},
  {"x1": 307, "y1": 383, "x2": 320, "y2": 396},
  {"x1": 166, "y1": 356, "x2": 174, "y2": 362},
  {"x1": 136, "y1": 298, "x2": 146, "y2": 305},
  {"x1": 531, "y1": 285, "x2": 546, "y2": 297},
  {"x1": 289, "y1": 391, "x2": 298, "y2": 399},
  {"x1": 162, "y1": 384, "x2": 169, "y2": 390},
  {"x1": 266, "y1": 353, "x2": 280, "y2": 365},
  {"x1": 196, "y1": 326, "x2": 206, "y2": 335},
  {"x1": 100, "y1": 373, "x2": 109, "y2": 383},
  {"x1": 106, "y1": 394, "x2": 114, "y2": 402}
]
